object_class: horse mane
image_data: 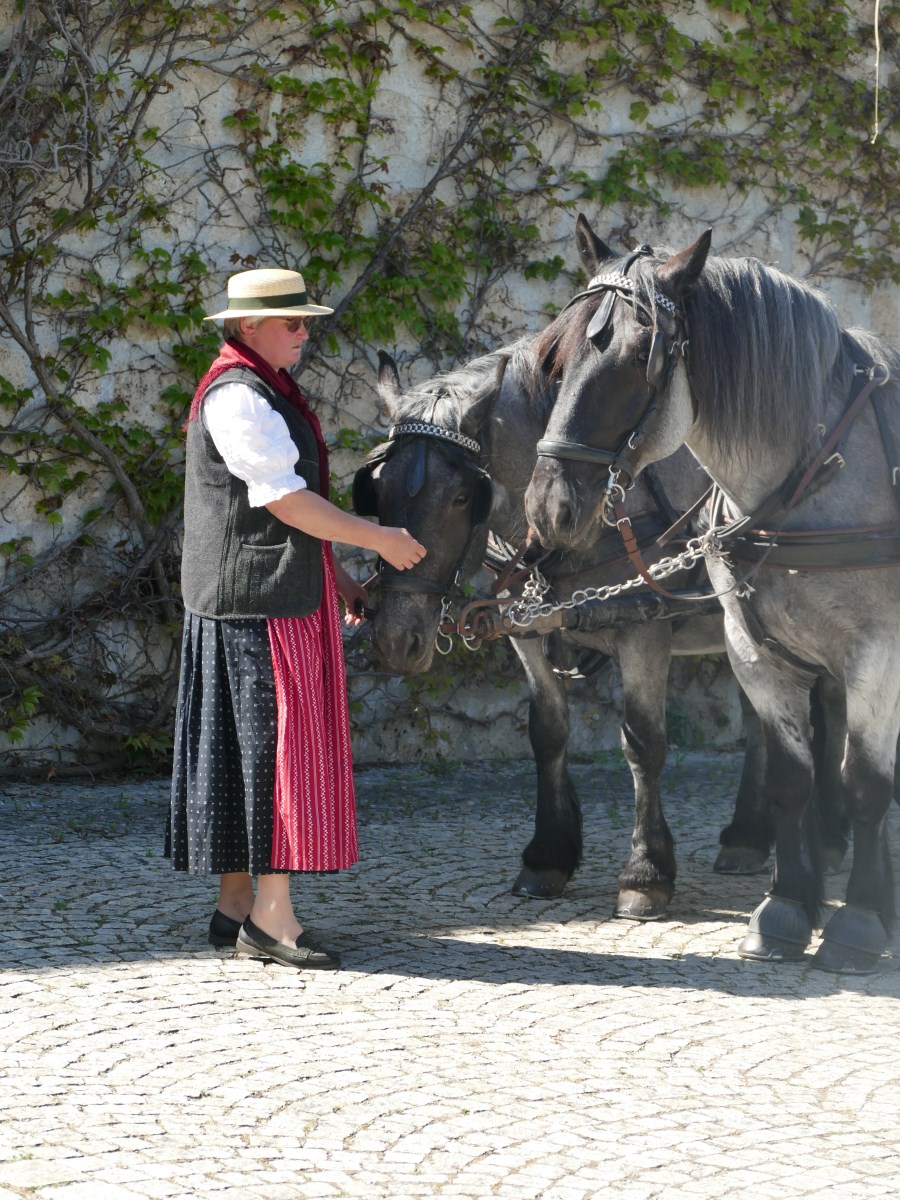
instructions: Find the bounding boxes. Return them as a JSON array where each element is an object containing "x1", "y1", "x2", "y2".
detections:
[
  {"x1": 677, "y1": 254, "x2": 845, "y2": 460},
  {"x1": 386, "y1": 336, "x2": 552, "y2": 430},
  {"x1": 532, "y1": 297, "x2": 595, "y2": 385},
  {"x1": 536, "y1": 247, "x2": 887, "y2": 465}
]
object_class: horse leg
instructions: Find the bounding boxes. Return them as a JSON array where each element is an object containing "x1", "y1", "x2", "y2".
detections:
[
  {"x1": 613, "y1": 624, "x2": 677, "y2": 921},
  {"x1": 715, "y1": 686, "x2": 772, "y2": 874},
  {"x1": 809, "y1": 675, "x2": 850, "y2": 872},
  {"x1": 509, "y1": 636, "x2": 582, "y2": 899},
  {"x1": 813, "y1": 661, "x2": 899, "y2": 974},
  {"x1": 730, "y1": 664, "x2": 821, "y2": 963}
]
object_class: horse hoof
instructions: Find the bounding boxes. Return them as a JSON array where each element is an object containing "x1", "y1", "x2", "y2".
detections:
[
  {"x1": 614, "y1": 888, "x2": 670, "y2": 922},
  {"x1": 713, "y1": 845, "x2": 769, "y2": 875},
  {"x1": 812, "y1": 905, "x2": 887, "y2": 974},
  {"x1": 738, "y1": 894, "x2": 811, "y2": 962},
  {"x1": 511, "y1": 866, "x2": 570, "y2": 899}
]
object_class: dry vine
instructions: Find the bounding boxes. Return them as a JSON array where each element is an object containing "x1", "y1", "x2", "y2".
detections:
[{"x1": 0, "y1": 0, "x2": 896, "y2": 773}]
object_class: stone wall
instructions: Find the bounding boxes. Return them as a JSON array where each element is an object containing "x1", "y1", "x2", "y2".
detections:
[{"x1": 0, "y1": 1, "x2": 896, "y2": 768}]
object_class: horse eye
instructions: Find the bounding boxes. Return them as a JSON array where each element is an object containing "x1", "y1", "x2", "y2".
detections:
[
  {"x1": 452, "y1": 490, "x2": 471, "y2": 507},
  {"x1": 632, "y1": 330, "x2": 652, "y2": 365},
  {"x1": 589, "y1": 325, "x2": 613, "y2": 352}
]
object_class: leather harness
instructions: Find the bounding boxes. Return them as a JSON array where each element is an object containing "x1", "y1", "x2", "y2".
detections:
[
  {"x1": 532, "y1": 256, "x2": 900, "y2": 675},
  {"x1": 534, "y1": 259, "x2": 900, "y2": 590}
]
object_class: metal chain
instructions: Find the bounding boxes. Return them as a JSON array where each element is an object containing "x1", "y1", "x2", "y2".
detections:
[
  {"x1": 503, "y1": 532, "x2": 720, "y2": 629},
  {"x1": 433, "y1": 530, "x2": 722, "y2": 652}
]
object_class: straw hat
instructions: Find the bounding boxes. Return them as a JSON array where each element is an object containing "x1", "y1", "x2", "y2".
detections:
[{"x1": 203, "y1": 268, "x2": 334, "y2": 320}]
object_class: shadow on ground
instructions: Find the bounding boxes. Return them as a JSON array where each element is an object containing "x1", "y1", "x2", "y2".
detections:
[{"x1": 1, "y1": 753, "x2": 897, "y2": 996}]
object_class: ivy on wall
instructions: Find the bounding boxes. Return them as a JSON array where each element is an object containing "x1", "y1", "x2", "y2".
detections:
[{"x1": 0, "y1": 0, "x2": 896, "y2": 772}]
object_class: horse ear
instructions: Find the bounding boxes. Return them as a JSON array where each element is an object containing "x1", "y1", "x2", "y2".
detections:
[
  {"x1": 376, "y1": 350, "x2": 403, "y2": 421},
  {"x1": 656, "y1": 229, "x2": 712, "y2": 303},
  {"x1": 575, "y1": 213, "x2": 615, "y2": 276},
  {"x1": 458, "y1": 361, "x2": 502, "y2": 440}
]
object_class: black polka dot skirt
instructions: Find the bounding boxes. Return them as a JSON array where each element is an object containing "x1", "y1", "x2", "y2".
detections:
[{"x1": 167, "y1": 614, "x2": 284, "y2": 875}]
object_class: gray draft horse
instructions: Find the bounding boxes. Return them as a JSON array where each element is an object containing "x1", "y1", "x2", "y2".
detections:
[
  {"x1": 525, "y1": 215, "x2": 900, "y2": 972},
  {"x1": 353, "y1": 329, "x2": 807, "y2": 920}
]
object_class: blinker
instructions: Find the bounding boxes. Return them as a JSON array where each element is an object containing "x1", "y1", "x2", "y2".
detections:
[
  {"x1": 407, "y1": 438, "x2": 427, "y2": 498},
  {"x1": 586, "y1": 291, "x2": 615, "y2": 342},
  {"x1": 583, "y1": 242, "x2": 658, "y2": 351},
  {"x1": 647, "y1": 328, "x2": 666, "y2": 386},
  {"x1": 351, "y1": 465, "x2": 379, "y2": 517}
]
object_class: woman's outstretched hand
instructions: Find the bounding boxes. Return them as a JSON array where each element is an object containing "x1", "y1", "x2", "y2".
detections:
[{"x1": 376, "y1": 527, "x2": 427, "y2": 571}]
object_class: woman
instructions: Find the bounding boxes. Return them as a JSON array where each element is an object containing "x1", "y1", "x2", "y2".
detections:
[{"x1": 168, "y1": 267, "x2": 425, "y2": 970}]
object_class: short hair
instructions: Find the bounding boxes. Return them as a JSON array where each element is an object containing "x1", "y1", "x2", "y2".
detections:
[{"x1": 223, "y1": 315, "x2": 266, "y2": 340}]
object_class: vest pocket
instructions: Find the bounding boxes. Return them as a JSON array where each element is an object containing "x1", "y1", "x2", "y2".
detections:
[{"x1": 240, "y1": 542, "x2": 289, "y2": 611}]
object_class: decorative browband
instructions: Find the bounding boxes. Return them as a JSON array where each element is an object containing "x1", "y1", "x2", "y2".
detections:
[
  {"x1": 585, "y1": 272, "x2": 679, "y2": 316},
  {"x1": 388, "y1": 421, "x2": 481, "y2": 456}
]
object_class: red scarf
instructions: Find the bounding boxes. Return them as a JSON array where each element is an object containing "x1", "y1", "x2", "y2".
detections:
[{"x1": 187, "y1": 338, "x2": 330, "y2": 496}]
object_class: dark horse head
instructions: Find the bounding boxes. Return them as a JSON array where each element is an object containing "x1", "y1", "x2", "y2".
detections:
[
  {"x1": 352, "y1": 351, "x2": 497, "y2": 674},
  {"x1": 525, "y1": 214, "x2": 711, "y2": 550}
]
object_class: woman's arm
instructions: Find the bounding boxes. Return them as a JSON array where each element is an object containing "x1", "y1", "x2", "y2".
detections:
[{"x1": 266, "y1": 489, "x2": 425, "y2": 571}]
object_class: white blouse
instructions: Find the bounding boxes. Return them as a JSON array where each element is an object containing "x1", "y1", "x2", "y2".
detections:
[{"x1": 203, "y1": 382, "x2": 308, "y2": 508}]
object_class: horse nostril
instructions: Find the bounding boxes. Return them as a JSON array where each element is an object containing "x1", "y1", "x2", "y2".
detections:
[
  {"x1": 555, "y1": 500, "x2": 574, "y2": 533},
  {"x1": 405, "y1": 632, "x2": 424, "y2": 663}
]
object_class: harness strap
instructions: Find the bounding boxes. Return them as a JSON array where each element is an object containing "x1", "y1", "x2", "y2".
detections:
[
  {"x1": 871, "y1": 390, "x2": 900, "y2": 499},
  {"x1": 547, "y1": 512, "x2": 680, "y2": 583},
  {"x1": 779, "y1": 367, "x2": 891, "y2": 519},
  {"x1": 612, "y1": 496, "x2": 711, "y2": 601},
  {"x1": 710, "y1": 369, "x2": 883, "y2": 549},
  {"x1": 536, "y1": 438, "x2": 635, "y2": 484},
  {"x1": 656, "y1": 483, "x2": 714, "y2": 548},
  {"x1": 696, "y1": 367, "x2": 895, "y2": 559},
  {"x1": 710, "y1": 366, "x2": 900, "y2": 575},
  {"x1": 486, "y1": 535, "x2": 558, "y2": 598},
  {"x1": 727, "y1": 525, "x2": 900, "y2": 570},
  {"x1": 377, "y1": 566, "x2": 452, "y2": 596},
  {"x1": 737, "y1": 600, "x2": 821, "y2": 677}
]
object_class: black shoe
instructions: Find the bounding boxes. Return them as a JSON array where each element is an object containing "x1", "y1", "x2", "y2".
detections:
[
  {"x1": 208, "y1": 909, "x2": 243, "y2": 947},
  {"x1": 236, "y1": 916, "x2": 340, "y2": 970}
]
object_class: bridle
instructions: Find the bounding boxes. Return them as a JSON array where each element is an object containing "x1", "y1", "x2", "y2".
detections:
[
  {"x1": 535, "y1": 245, "x2": 689, "y2": 511},
  {"x1": 351, "y1": 418, "x2": 493, "y2": 619},
  {"x1": 530, "y1": 249, "x2": 900, "y2": 610}
]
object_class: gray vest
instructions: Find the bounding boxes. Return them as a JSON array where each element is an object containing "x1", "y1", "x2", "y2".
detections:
[{"x1": 181, "y1": 366, "x2": 324, "y2": 619}]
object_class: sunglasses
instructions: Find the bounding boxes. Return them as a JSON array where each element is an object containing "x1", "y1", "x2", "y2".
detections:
[{"x1": 277, "y1": 316, "x2": 313, "y2": 333}]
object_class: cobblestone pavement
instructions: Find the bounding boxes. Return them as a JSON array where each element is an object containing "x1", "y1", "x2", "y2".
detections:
[{"x1": 1, "y1": 751, "x2": 898, "y2": 1200}]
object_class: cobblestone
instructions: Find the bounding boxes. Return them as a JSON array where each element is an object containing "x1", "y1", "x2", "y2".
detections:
[{"x1": 1, "y1": 752, "x2": 899, "y2": 1198}]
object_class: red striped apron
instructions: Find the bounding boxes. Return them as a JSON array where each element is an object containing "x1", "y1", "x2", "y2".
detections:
[{"x1": 267, "y1": 546, "x2": 358, "y2": 871}]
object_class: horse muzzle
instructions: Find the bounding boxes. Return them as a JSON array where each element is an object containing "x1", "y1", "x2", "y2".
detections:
[{"x1": 524, "y1": 455, "x2": 609, "y2": 551}]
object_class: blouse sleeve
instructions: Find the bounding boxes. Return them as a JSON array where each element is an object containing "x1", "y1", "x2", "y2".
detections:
[{"x1": 202, "y1": 382, "x2": 308, "y2": 508}]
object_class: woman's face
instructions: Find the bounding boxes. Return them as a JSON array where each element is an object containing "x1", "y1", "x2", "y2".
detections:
[{"x1": 239, "y1": 315, "x2": 311, "y2": 369}]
